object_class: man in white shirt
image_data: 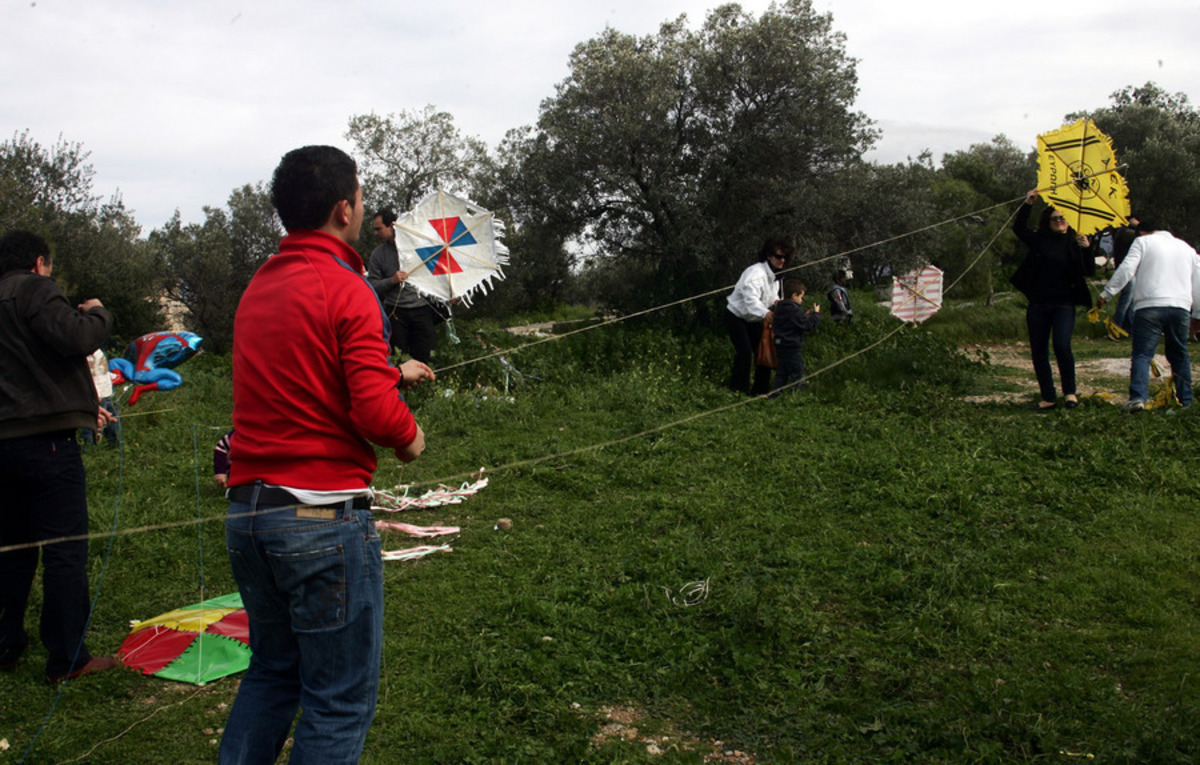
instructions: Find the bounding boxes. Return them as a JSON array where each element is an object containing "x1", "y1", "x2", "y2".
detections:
[{"x1": 1097, "y1": 219, "x2": 1200, "y2": 411}]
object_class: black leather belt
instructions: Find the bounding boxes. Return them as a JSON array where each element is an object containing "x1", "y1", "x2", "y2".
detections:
[{"x1": 226, "y1": 484, "x2": 371, "y2": 510}]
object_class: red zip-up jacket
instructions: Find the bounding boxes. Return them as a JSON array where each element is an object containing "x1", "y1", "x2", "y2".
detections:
[{"x1": 229, "y1": 230, "x2": 418, "y2": 490}]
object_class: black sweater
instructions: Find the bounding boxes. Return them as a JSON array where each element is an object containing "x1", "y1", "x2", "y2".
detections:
[{"x1": 1013, "y1": 204, "x2": 1096, "y2": 305}]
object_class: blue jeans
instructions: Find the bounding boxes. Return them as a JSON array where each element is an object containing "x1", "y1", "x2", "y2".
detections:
[
  {"x1": 80, "y1": 396, "x2": 119, "y2": 447},
  {"x1": 1129, "y1": 306, "x2": 1193, "y2": 405},
  {"x1": 1113, "y1": 284, "x2": 1134, "y2": 333},
  {"x1": 0, "y1": 431, "x2": 95, "y2": 677},
  {"x1": 1026, "y1": 302, "x2": 1078, "y2": 402},
  {"x1": 221, "y1": 492, "x2": 383, "y2": 765}
]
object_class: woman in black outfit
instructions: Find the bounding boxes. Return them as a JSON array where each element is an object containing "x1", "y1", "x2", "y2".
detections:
[{"x1": 1012, "y1": 189, "x2": 1097, "y2": 411}]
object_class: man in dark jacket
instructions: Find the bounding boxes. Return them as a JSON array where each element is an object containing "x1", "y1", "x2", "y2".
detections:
[
  {"x1": 366, "y1": 208, "x2": 441, "y2": 363},
  {"x1": 0, "y1": 230, "x2": 118, "y2": 683}
]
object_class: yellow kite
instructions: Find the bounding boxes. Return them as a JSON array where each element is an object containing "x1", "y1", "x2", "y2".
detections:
[{"x1": 1036, "y1": 118, "x2": 1131, "y2": 237}]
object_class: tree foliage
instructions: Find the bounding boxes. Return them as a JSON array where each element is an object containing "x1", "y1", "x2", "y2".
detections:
[
  {"x1": 933, "y1": 135, "x2": 1035, "y2": 300},
  {"x1": 345, "y1": 105, "x2": 489, "y2": 219},
  {"x1": 1076, "y1": 82, "x2": 1200, "y2": 244},
  {"x1": 500, "y1": 0, "x2": 875, "y2": 316},
  {"x1": 152, "y1": 183, "x2": 281, "y2": 353},
  {"x1": 0, "y1": 131, "x2": 163, "y2": 340}
]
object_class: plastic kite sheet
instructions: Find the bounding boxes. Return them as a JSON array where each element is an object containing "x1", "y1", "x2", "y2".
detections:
[
  {"x1": 373, "y1": 473, "x2": 489, "y2": 513},
  {"x1": 373, "y1": 472, "x2": 485, "y2": 561},
  {"x1": 381, "y1": 544, "x2": 453, "y2": 562},
  {"x1": 118, "y1": 592, "x2": 249, "y2": 685},
  {"x1": 393, "y1": 190, "x2": 509, "y2": 307},
  {"x1": 890, "y1": 265, "x2": 943, "y2": 324},
  {"x1": 1037, "y1": 118, "x2": 1130, "y2": 237}
]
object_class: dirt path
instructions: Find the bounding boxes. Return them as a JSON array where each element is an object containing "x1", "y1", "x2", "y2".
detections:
[{"x1": 963, "y1": 341, "x2": 1181, "y2": 405}]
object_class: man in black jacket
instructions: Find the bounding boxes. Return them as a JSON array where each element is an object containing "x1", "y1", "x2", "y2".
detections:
[{"x1": 0, "y1": 230, "x2": 119, "y2": 683}]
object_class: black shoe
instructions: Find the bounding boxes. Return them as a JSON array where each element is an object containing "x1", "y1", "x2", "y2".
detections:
[
  {"x1": 1064, "y1": 397, "x2": 1080, "y2": 409},
  {"x1": 1031, "y1": 401, "x2": 1056, "y2": 412}
]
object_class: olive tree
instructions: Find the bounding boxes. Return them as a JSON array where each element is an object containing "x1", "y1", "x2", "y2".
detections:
[
  {"x1": 1, "y1": 131, "x2": 163, "y2": 339},
  {"x1": 153, "y1": 182, "x2": 281, "y2": 353},
  {"x1": 501, "y1": 0, "x2": 876, "y2": 316},
  {"x1": 1076, "y1": 82, "x2": 1200, "y2": 244}
]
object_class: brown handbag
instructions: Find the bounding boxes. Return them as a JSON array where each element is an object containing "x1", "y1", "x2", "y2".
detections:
[{"x1": 756, "y1": 322, "x2": 777, "y2": 369}]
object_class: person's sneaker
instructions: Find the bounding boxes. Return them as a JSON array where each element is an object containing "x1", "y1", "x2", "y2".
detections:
[
  {"x1": 1121, "y1": 399, "x2": 1146, "y2": 413},
  {"x1": 45, "y1": 655, "x2": 120, "y2": 684}
]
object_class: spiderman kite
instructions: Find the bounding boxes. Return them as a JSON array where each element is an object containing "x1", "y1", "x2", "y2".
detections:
[{"x1": 109, "y1": 331, "x2": 203, "y2": 405}]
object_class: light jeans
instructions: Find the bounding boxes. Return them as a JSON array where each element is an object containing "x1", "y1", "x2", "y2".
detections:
[
  {"x1": 220, "y1": 494, "x2": 383, "y2": 765},
  {"x1": 1129, "y1": 306, "x2": 1193, "y2": 406}
]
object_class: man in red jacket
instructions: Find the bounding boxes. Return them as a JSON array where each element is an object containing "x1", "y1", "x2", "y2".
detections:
[{"x1": 220, "y1": 146, "x2": 434, "y2": 765}]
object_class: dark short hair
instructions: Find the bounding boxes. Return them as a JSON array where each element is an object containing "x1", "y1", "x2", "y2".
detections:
[
  {"x1": 373, "y1": 208, "x2": 396, "y2": 227},
  {"x1": 270, "y1": 146, "x2": 359, "y2": 232},
  {"x1": 783, "y1": 278, "x2": 807, "y2": 297},
  {"x1": 758, "y1": 237, "x2": 794, "y2": 263},
  {"x1": 0, "y1": 230, "x2": 51, "y2": 274},
  {"x1": 833, "y1": 269, "x2": 848, "y2": 283},
  {"x1": 1135, "y1": 218, "x2": 1160, "y2": 234}
]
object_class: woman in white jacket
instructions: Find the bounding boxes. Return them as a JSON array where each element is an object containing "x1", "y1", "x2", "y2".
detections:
[{"x1": 724, "y1": 238, "x2": 790, "y2": 394}]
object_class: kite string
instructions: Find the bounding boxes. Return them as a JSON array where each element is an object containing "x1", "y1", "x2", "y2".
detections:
[
  {"x1": 192, "y1": 425, "x2": 207, "y2": 601},
  {"x1": 433, "y1": 195, "x2": 1029, "y2": 374},
  {"x1": 56, "y1": 686, "x2": 210, "y2": 764},
  {"x1": 7, "y1": 196, "x2": 1034, "y2": 760},
  {"x1": 0, "y1": 197, "x2": 1025, "y2": 553}
]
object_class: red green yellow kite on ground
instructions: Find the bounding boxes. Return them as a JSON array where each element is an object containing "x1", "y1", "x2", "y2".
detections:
[{"x1": 118, "y1": 592, "x2": 250, "y2": 685}]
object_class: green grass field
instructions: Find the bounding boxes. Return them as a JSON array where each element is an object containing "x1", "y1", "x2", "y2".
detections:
[{"x1": 3, "y1": 296, "x2": 1198, "y2": 764}]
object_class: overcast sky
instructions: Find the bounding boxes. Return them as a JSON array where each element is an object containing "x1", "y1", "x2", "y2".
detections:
[{"x1": 3, "y1": 0, "x2": 1196, "y2": 232}]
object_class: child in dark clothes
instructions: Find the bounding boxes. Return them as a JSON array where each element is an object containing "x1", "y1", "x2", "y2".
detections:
[
  {"x1": 770, "y1": 279, "x2": 821, "y2": 397},
  {"x1": 213, "y1": 430, "x2": 233, "y2": 488}
]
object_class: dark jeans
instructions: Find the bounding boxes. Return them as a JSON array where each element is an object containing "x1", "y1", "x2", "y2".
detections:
[
  {"x1": 1026, "y1": 302, "x2": 1077, "y2": 402},
  {"x1": 0, "y1": 431, "x2": 95, "y2": 676},
  {"x1": 770, "y1": 346, "x2": 807, "y2": 397},
  {"x1": 389, "y1": 305, "x2": 439, "y2": 364},
  {"x1": 725, "y1": 310, "x2": 772, "y2": 395},
  {"x1": 1129, "y1": 306, "x2": 1193, "y2": 405},
  {"x1": 222, "y1": 492, "x2": 383, "y2": 764}
]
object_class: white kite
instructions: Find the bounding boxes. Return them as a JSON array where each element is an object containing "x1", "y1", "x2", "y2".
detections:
[{"x1": 393, "y1": 190, "x2": 509, "y2": 307}]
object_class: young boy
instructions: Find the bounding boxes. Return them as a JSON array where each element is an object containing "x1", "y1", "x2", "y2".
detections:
[
  {"x1": 828, "y1": 269, "x2": 853, "y2": 323},
  {"x1": 771, "y1": 278, "x2": 821, "y2": 397},
  {"x1": 212, "y1": 429, "x2": 233, "y2": 488}
]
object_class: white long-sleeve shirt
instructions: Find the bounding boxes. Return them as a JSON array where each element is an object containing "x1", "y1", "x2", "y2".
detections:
[
  {"x1": 726, "y1": 262, "x2": 780, "y2": 321},
  {"x1": 1101, "y1": 230, "x2": 1200, "y2": 318}
]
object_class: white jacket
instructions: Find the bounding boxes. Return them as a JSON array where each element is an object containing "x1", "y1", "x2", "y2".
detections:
[
  {"x1": 726, "y1": 262, "x2": 780, "y2": 321},
  {"x1": 1101, "y1": 231, "x2": 1200, "y2": 317}
]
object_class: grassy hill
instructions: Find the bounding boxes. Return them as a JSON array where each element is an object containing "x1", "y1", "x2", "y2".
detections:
[{"x1": 5, "y1": 297, "x2": 1198, "y2": 764}]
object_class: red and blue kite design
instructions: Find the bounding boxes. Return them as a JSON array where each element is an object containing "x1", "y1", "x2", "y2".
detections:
[
  {"x1": 393, "y1": 189, "x2": 509, "y2": 307},
  {"x1": 416, "y1": 217, "x2": 472, "y2": 276}
]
